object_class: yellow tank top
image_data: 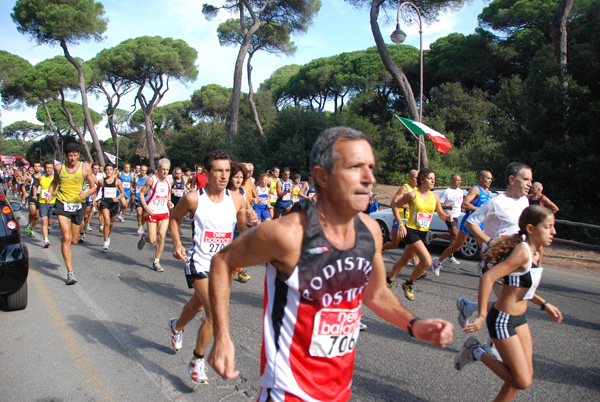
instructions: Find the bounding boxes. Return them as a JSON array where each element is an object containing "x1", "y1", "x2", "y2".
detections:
[
  {"x1": 38, "y1": 175, "x2": 56, "y2": 205},
  {"x1": 291, "y1": 183, "x2": 302, "y2": 203},
  {"x1": 269, "y1": 177, "x2": 278, "y2": 204},
  {"x1": 56, "y1": 162, "x2": 85, "y2": 204},
  {"x1": 406, "y1": 190, "x2": 436, "y2": 232},
  {"x1": 402, "y1": 183, "x2": 417, "y2": 221}
]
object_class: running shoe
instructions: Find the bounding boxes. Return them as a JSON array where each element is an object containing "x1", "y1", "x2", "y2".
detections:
[
  {"x1": 406, "y1": 260, "x2": 414, "y2": 267},
  {"x1": 457, "y1": 298, "x2": 475, "y2": 328},
  {"x1": 25, "y1": 223, "x2": 31, "y2": 232},
  {"x1": 432, "y1": 258, "x2": 442, "y2": 277},
  {"x1": 425, "y1": 231, "x2": 434, "y2": 245},
  {"x1": 386, "y1": 277, "x2": 393, "y2": 289},
  {"x1": 359, "y1": 322, "x2": 367, "y2": 331},
  {"x1": 237, "y1": 270, "x2": 251, "y2": 283},
  {"x1": 29, "y1": 230, "x2": 36, "y2": 238},
  {"x1": 117, "y1": 214, "x2": 124, "y2": 223},
  {"x1": 136, "y1": 226, "x2": 144, "y2": 235},
  {"x1": 483, "y1": 341, "x2": 502, "y2": 361},
  {"x1": 189, "y1": 358, "x2": 209, "y2": 384},
  {"x1": 402, "y1": 281, "x2": 415, "y2": 301},
  {"x1": 107, "y1": 237, "x2": 111, "y2": 246},
  {"x1": 66, "y1": 271, "x2": 77, "y2": 285},
  {"x1": 448, "y1": 256, "x2": 461, "y2": 265},
  {"x1": 78, "y1": 233, "x2": 86, "y2": 243},
  {"x1": 102, "y1": 240, "x2": 109, "y2": 250},
  {"x1": 43, "y1": 239, "x2": 50, "y2": 248},
  {"x1": 454, "y1": 337, "x2": 481, "y2": 370},
  {"x1": 99, "y1": 225, "x2": 104, "y2": 233},
  {"x1": 477, "y1": 260, "x2": 484, "y2": 276},
  {"x1": 87, "y1": 224, "x2": 93, "y2": 232},
  {"x1": 415, "y1": 271, "x2": 428, "y2": 281},
  {"x1": 153, "y1": 261, "x2": 164, "y2": 272},
  {"x1": 169, "y1": 318, "x2": 183, "y2": 352},
  {"x1": 138, "y1": 234, "x2": 146, "y2": 250}
]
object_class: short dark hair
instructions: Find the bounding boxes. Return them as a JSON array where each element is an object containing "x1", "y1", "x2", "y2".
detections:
[
  {"x1": 65, "y1": 143, "x2": 80, "y2": 154},
  {"x1": 310, "y1": 126, "x2": 368, "y2": 192},
  {"x1": 203, "y1": 150, "x2": 230, "y2": 172},
  {"x1": 504, "y1": 162, "x2": 531, "y2": 185}
]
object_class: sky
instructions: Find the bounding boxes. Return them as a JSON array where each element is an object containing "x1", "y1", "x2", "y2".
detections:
[{"x1": 0, "y1": 0, "x2": 489, "y2": 139}]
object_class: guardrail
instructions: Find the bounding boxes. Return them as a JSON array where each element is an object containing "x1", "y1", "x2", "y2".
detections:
[{"x1": 554, "y1": 220, "x2": 600, "y2": 251}]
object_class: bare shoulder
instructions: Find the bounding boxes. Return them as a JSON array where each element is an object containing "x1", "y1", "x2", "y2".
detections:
[{"x1": 358, "y1": 213, "x2": 383, "y2": 248}]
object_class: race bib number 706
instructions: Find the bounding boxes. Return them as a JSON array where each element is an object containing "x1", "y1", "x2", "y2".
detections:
[{"x1": 309, "y1": 305, "x2": 361, "y2": 358}]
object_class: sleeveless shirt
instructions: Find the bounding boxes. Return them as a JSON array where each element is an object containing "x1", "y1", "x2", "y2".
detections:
[
  {"x1": 406, "y1": 190, "x2": 436, "y2": 232},
  {"x1": 57, "y1": 162, "x2": 85, "y2": 204},
  {"x1": 146, "y1": 178, "x2": 171, "y2": 215}
]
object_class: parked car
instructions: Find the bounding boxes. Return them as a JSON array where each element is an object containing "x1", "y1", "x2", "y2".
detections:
[
  {"x1": 370, "y1": 188, "x2": 501, "y2": 260},
  {"x1": 0, "y1": 191, "x2": 29, "y2": 311}
]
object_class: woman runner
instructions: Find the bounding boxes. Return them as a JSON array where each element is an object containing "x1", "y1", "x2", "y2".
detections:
[
  {"x1": 455, "y1": 205, "x2": 563, "y2": 402},
  {"x1": 386, "y1": 168, "x2": 452, "y2": 300},
  {"x1": 227, "y1": 162, "x2": 252, "y2": 283},
  {"x1": 95, "y1": 164, "x2": 125, "y2": 250}
]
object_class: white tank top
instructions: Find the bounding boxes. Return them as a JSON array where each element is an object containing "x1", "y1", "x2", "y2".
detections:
[
  {"x1": 187, "y1": 188, "x2": 237, "y2": 273},
  {"x1": 146, "y1": 178, "x2": 171, "y2": 215}
]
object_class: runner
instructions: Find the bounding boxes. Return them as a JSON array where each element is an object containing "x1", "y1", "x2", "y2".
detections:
[
  {"x1": 528, "y1": 182, "x2": 559, "y2": 214},
  {"x1": 167, "y1": 150, "x2": 258, "y2": 384},
  {"x1": 455, "y1": 205, "x2": 563, "y2": 402},
  {"x1": 170, "y1": 167, "x2": 187, "y2": 209},
  {"x1": 96, "y1": 164, "x2": 125, "y2": 250},
  {"x1": 382, "y1": 169, "x2": 418, "y2": 252},
  {"x1": 268, "y1": 166, "x2": 280, "y2": 218},
  {"x1": 251, "y1": 174, "x2": 272, "y2": 224},
  {"x1": 273, "y1": 167, "x2": 293, "y2": 218},
  {"x1": 117, "y1": 163, "x2": 134, "y2": 222},
  {"x1": 24, "y1": 162, "x2": 42, "y2": 237},
  {"x1": 227, "y1": 162, "x2": 252, "y2": 283},
  {"x1": 207, "y1": 127, "x2": 453, "y2": 401},
  {"x1": 191, "y1": 164, "x2": 208, "y2": 190},
  {"x1": 46, "y1": 143, "x2": 96, "y2": 285},
  {"x1": 299, "y1": 173, "x2": 317, "y2": 201},
  {"x1": 426, "y1": 174, "x2": 463, "y2": 265},
  {"x1": 386, "y1": 168, "x2": 453, "y2": 300},
  {"x1": 457, "y1": 163, "x2": 532, "y2": 332},
  {"x1": 133, "y1": 165, "x2": 150, "y2": 235},
  {"x1": 137, "y1": 159, "x2": 174, "y2": 272},
  {"x1": 290, "y1": 173, "x2": 303, "y2": 205},
  {"x1": 431, "y1": 170, "x2": 492, "y2": 276},
  {"x1": 37, "y1": 162, "x2": 56, "y2": 248}
]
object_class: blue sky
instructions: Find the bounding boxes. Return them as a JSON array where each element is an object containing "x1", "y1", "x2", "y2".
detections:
[{"x1": 0, "y1": 0, "x2": 488, "y2": 138}]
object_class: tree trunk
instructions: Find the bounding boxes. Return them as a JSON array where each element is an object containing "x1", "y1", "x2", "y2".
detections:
[
  {"x1": 247, "y1": 52, "x2": 265, "y2": 137},
  {"x1": 59, "y1": 92, "x2": 94, "y2": 162},
  {"x1": 552, "y1": 0, "x2": 574, "y2": 87},
  {"x1": 230, "y1": 2, "x2": 262, "y2": 140},
  {"x1": 60, "y1": 40, "x2": 104, "y2": 167},
  {"x1": 41, "y1": 100, "x2": 62, "y2": 162},
  {"x1": 369, "y1": 0, "x2": 428, "y2": 168},
  {"x1": 144, "y1": 112, "x2": 157, "y2": 170}
]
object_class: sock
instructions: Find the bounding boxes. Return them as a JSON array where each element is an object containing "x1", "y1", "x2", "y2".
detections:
[
  {"x1": 154, "y1": 258, "x2": 160, "y2": 264},
  {"x1": 473, "y1": 347, "x2": 484, "y2": 361}
]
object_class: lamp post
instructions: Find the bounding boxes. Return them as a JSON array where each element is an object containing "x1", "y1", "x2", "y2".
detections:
[
  {"x1": 390, "y1": 1, "x2": 424, "y2": 171},
  {"x1": 57, "y1": 137, "x2": 64, "y2": 162},
  {"x1": 35, "y1": 147, "x2": 41, "y2": 162}
]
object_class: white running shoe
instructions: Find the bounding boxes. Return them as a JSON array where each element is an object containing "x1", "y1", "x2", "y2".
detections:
[
  {"x1": 483, "y1": 341, "x2": 502, "y2": 361},
  {"x1": 102, "y1": 241, "x2": 109, "y2": 250},
  {"x1": 432, "y1": 258, "x2": 442, "y2": 276},
  {"x1": 454, "y1": 337, "x2": 481, "y2": 370},
  {"x1": 99, "y1": 225, "x2": 104, "y2": 233},
  {"x1": 117, "y1": 214, "x2": 124, "y2": 223},
  {"x1": 188, "y1": 358, "x2": 209, "y2": 384},
  {"x1": 136, "y1": 226, "x2": 144, "y2": 235},
  {"x1": 87, "y1": 224, "x2": 93, "y2": 232},
  {"x1": 425, "y1": 231, "x2": 434, "y2": 245},
  {"x1": 169, "y1": 318, "x2": 183, "y2": 352},
  {"x1": 457, "y1": 298, "x2": 476, "y2": 328},
  {"x1": 448, "y1": 256, "x2": 461, "y2": 265}
]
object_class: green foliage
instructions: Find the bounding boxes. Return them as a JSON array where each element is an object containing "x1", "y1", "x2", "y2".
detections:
[
  {"x1": 3, "y1": 121, "x2": 45, "y2": 142},
  {"x1": 0, "y1": 51, "x2": 33, "y2": 107},
  {"x1": 217, "y1": 19, "x2": 297, "y2": 56},
  {"x1": 166, "y1": 122, "x2": 229, "y2": 169},
  {"x1": 191, "y1": 85, "x2": 233, "y2": 122},
  {"x1": 11, "y1": 0, "x2": 108, "y2": 45},
  {"x1": 36, "y1": 100, "x2": 102, "y2": 132}
]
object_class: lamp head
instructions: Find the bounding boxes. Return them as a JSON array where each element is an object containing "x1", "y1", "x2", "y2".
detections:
[{"x1": 390, "y1": 23, "x2": 407, "y2": 44}]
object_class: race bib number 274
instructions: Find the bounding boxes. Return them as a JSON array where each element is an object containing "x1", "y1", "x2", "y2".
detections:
[{"x1": 309, "y1": 305, "x2": 361, "y2": 358}]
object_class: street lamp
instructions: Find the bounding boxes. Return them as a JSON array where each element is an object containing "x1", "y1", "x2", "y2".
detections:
[
  {"x1": 35, "y1": 147, "x2": 41, "y2": 162},
  {"x1": 57, "y1": 137, "x2": 64, "y2": 162},
  {"x1": 391, "y1": 1, "x2": 424, "y2": 170}
]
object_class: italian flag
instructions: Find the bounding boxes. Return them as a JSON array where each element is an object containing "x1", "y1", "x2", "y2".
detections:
[{"x1": 396, "y1": 116, "x2": 452, "y2": 153}]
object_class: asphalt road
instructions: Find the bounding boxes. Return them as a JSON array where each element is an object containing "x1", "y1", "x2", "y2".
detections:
[{"x1": 1, "y1": 202, "x2": 599, "y2": 401}]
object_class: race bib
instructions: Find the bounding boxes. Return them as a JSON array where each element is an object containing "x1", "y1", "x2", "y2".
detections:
[
  {"x1": 201, "y1": 231, "x2": 233, "y2": 255},
  {"x1": 309, "y1": 305, "x2": 361, "y2": 358},
  {"x1": 135, "y1": 186, "x2": 142, "y2": 194},
  {"x1": 416, "y1": 212, "x2": 433, "y2": 228},
  {"x1": 270, "y1": 192, "x2": 278, "y2": 202},
  {"x1": 37, "y1": 186, "x2": 41, "y2": 194},
  {"x1": 122, "y1": 182, "x2": 131, "y2": 189},
  {"x1": 104, "y1": 187, "x2": 117, "y2": 199},
  {"x1": 282, "y1": 193, "x2": 291, "y2": 201},
  {"x1": 173, "y1": 189, "x2": 185, "y2": 197},
  {"x1": 64, "y1": 202, "x2": 82, "y2": 212},
  {"x1": 293, "y1": 195, "x2": 300, "y2": 203},
  {"x1": 40, "y1": 190, "x2": 48, "y2": 199},
  {"x1": 524, "y1": 268, "x2": 543, "y2": 300}
]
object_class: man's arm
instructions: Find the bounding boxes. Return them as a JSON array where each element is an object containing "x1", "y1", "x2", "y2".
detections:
[
  {"x1": 461, "y1": 186, "x2": 481, "y2": 211},
  {"x1": 540, "y1": 196, "x2": 559, "y2": 214},
  {"x1": 361, "y1": 215, "x2": 454, "y2": 347},
  {"x1": 139, "y1": 177, "x2": 154, "y2": 214},
  {"x1": 208, "y1": 215, "x2": 304, "y2": 379},
  {"x1": 82, "y1": 163, "x2": 96, "y2": 199},
  {"x1": 465, "y1": 199, "x2": 495, "y2": 245},
  {"x1": 169, "y1": 191, "x2": 198, "y2": 261}
]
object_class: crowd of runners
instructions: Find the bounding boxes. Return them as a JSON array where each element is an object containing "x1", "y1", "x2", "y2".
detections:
[{"x1": 2, "y1": 130, "x2": 563, "y2": 401}]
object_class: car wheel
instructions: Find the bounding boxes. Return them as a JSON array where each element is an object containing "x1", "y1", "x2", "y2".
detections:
[
  {"x1": 457, "y1": 236, "x2": 481, "y2": 260},
  {"x1": 376, "y1": 220, "x2": 389, "y2": 242},
  {"x1": 5, "y1": 281, "x2": 28, "y2": 311}
]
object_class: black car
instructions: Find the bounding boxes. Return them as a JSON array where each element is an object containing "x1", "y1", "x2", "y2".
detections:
[{"x1": 0, "y1": 190, "x2": 29, "y2": 311}]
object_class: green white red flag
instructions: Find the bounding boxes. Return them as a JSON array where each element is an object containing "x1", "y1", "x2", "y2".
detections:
[{"x1": 396, "y1": 116, "x2": 452, "y2": 153}]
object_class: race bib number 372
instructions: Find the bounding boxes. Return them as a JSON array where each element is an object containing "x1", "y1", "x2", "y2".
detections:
[{"x1": 309, "y1": 305, "x2": 361, "y2": 358}]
